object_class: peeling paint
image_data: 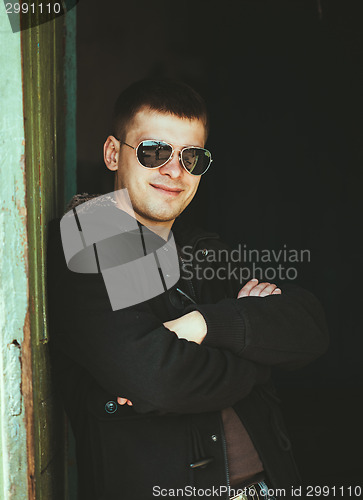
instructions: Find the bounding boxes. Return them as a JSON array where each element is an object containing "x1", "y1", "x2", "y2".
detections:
[
  {"x1": 2, "y1": 4, "x2": 77, "y2": 498},
  {"x1": 0, "y1": 2, "x2": 30, "y2": 497}
]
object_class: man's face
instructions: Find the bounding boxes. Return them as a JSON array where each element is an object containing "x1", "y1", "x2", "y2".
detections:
[{"x1": 106, "y1": 108, "x2": 206, "y2": 230}]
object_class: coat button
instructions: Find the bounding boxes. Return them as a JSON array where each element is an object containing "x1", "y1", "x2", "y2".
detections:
[
  {"x1": 105, "y1": 401, "x2": 117, "y2": 413},
  {"x1": 211, "y1": 434, "x2": 218, "y2": 442}
]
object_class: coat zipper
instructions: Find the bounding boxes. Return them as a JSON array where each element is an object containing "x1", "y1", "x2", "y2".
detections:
[
  {"x1": 219, "y1": 413, "x2": 230, "y2": 499},
  {"x1": 176, "y1": 233, "x2": 219, "y2": 304},
  {"x1": 179, "y1": 254, "x2": 198, "y2": 303},
  {"x1": 180, "y1": 236, "x2": 230, "y2": 497}
]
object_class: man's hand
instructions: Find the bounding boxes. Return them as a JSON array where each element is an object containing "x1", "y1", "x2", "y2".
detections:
[
  {"x1": 117, "y1": 279, "x2": 280, "y2": 406},
  {"x1": 163, "y1": 310, "x2": 207, "y2": 344},
  {"x1": 117, "y1": 397, "x2": 133, "y2": 406},
  {"x1": 237, "y1": 279, "x2": 281, "y2": 298}
]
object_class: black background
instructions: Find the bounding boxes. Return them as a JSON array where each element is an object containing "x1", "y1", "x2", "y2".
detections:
[{"x1": 76, "y1": 0, "x2": 362, "y2": 487}]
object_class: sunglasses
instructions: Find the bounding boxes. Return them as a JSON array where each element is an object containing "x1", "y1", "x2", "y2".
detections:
[{"x1": 120, "y1": 139, "x2": 212, "y2": 176}]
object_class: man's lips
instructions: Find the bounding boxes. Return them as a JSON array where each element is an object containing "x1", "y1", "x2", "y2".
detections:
[{"x1": 150, "y1": 183, "x2": 184, "y2": 196}]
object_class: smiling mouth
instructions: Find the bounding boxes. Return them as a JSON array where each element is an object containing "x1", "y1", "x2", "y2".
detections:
[{"x1": 150, "y1": 184, "x2": 183, "y2": 196}]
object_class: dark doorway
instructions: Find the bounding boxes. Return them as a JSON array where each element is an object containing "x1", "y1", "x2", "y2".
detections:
[{"x1": 76, "y1": 0, "x2": 363, "y2": 487}]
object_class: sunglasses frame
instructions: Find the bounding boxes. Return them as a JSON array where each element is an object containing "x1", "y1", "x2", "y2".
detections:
[{"x1": 119, "y1": 139, "x2": 212, "y2": 176}]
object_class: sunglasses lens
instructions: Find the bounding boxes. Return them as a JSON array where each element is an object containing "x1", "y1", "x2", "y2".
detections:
[
  {"x1": 137, "y1": 140, "x2": 172, "y2": 168},
  {"x1": 182, "y1": 148, "x2": 212, "y2": 175}
]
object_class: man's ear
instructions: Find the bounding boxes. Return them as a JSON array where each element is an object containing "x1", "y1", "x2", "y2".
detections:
[{"x1": 104, "y1": 136, "x2": 120, "y2": 171}]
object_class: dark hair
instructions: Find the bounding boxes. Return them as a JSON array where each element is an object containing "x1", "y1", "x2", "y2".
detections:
[{"x1": 111, "y1": 77, "x2": 209, "y2": 142}]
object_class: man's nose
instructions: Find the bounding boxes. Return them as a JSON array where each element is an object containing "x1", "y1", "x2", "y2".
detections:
[{"x1": 158, "y1": 151, "x2": 184, "y2": 178}]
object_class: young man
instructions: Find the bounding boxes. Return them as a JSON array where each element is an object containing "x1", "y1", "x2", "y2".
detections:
[{"x1": 47, "y1": 78, "x2": 328, "y2": 500}]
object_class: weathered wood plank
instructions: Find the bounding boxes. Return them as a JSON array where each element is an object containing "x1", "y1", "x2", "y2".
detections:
[{"x1": 20, "y1": 2, "x2": 77, "y2": 498}]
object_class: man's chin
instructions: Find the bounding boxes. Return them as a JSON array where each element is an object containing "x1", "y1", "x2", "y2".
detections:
[
  {"x1": 136, "y1": 204, "x2": 184, "y2": 226},
  {"x1": 141, "y1": 211, "x2": 179, "y2": 224}
]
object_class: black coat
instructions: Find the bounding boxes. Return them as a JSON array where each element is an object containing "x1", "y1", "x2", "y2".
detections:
[{"x1": 47, "y1": 201, "x2": 329, "y2": 500}]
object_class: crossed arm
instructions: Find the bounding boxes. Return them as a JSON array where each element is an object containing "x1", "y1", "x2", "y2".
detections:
[
  {"x1": 117, "y1": 279, "x2": 281, "y2": 406},
  {"x1": 48, "y1": 217, "x2": 328, "y2": 414},
  {"x1": 164, "y1": 279, "x2": 281, "y2": 343}
]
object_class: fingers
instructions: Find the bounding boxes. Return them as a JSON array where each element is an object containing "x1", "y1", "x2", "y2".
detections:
[
  {"x1": 117, "y1": 397, "x2": 133, "y2": 406},
  {"x1": 237, "y1": 279, "x2": 282, "y2": 298},
  {"x1": 250, "y1": 282, "x2": 278, "y2": 297},
  {"x1": 237, "y1": 278, "x2": 259, "y2": 298}
]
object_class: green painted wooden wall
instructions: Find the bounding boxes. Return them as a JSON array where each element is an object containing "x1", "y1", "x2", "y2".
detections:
[
  {"x1": 1, "y1": 3, "x2": 76, "y2": 497},
  {"x1": 21, "y1": 4, "x2": 77, "y2": 499},
  {"x1": 0, "y1": 7, "x2": 30, "y2": 499}
]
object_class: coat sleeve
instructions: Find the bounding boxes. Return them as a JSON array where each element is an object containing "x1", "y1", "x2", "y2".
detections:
[
  {"x1": 191, "y1": 284, "x2": 329, "y2": 369},
  {"x1": 47, "y1": 220, "x2": 270, "y2": 415}
]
